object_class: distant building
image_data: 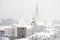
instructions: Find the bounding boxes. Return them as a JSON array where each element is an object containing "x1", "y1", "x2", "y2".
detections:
[
  {"x1": 0, "y1": 30, "x2": 5, "y2": 40},
  {"x1": 26, "y1": 26, "x2": 32, "y2": 37},
  {"x1": 1, "y1": 19, "x2": 18, "y2": 26},
  {"x1": 15, "y1": 27, "x2": 26, "y2": 39},
  {"x1": 4, "y1": 26, "x2": 15, "y2": 40},
  {"x1": 0, "y1": 30, "x2": 5, "y2": 37}
]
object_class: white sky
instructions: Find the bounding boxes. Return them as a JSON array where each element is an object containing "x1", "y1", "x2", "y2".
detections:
[{"x1": 0, "y1": 0, "x2": 60, "y2": 21}]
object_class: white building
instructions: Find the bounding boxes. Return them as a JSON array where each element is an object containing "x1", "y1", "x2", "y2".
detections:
[
  {"x1": 4, "y1": 26, "x2": 15, "y2": 37},
  {"x1": 0, "y1": 26, "x2": 15, "y2": 40}
]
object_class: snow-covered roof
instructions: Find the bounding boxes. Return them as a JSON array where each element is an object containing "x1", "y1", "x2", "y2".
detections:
[
  {"x1": 29, "y1": 32, "x2": 55, "y2": 39},
  {"x1": 24, "y1": 24, "x2": 32, "y2": 29},
  {"x1": 16, "y1": 24, "x2": 32, "y2": 29},
  {"x1": 14, "y1": 21, "x2": 32, "y2": 29},
  {"x1": 0, "y1": 26, "x2": 13, "y2": 30},
  {"x1": 15, "y1": 38, "x2": 29, "y2": 40}
]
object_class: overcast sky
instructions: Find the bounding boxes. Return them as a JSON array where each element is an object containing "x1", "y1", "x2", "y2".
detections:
[{"x1": 0, "y1": 0, "x2": 60, "y2": 21}]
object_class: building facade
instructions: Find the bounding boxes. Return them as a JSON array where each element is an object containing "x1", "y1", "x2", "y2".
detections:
[{"x1": 15, "y1": 27, "x2": 26, "y2": 39}]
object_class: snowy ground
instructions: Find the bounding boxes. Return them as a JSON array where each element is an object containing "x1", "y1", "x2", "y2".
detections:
[{"x1": 15, "y1": 38, "x2": 29, "y2": 40}]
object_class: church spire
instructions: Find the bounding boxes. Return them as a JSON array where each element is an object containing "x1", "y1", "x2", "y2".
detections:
[
  {"x1": 34, "y1": 2, "x2": 39, "y2": 18},
  {"x1": 36, "y1": 3, "x2": 38, "y2": 13},
  {"x1": 32, "y1": 2, "x2": 39, "y2": 20},
  {"x1": 32, "y1": 3, "x2": 39, "y2": 23}
]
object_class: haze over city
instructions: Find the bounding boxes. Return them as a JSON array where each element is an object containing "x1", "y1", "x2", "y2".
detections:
[
  {"x1": 0, "y1": 0, "x2": 60, "y2": 40},
  {"x1": 0, "y1": 0, "x2": 60, "y2": 21}
]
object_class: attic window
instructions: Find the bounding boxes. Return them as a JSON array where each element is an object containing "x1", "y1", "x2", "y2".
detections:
[
  {"x1": 19, "y1": 28, "x2": 21, "y2": 30},
  {"x1": 22, "y1": 28, "x2": 24, "y2": 30}
]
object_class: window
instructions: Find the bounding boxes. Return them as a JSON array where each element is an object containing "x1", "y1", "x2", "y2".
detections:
[
  {"x1": 19, "y1": 28, "x2": 21, "y2": 30},
  {"x1": 43, "y1": 39, "x2": 46, "y2": 40},
  {"x1": 22, "y1": 35, "x2": 25, "y2": 38},
  {"x1": 22, "y1": 28, "x2": 24, "y2": 30}
]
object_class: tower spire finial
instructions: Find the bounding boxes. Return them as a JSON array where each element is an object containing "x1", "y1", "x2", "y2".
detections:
[{"x1": 36, "y1": 2, "x2": 38, "y2": 13}]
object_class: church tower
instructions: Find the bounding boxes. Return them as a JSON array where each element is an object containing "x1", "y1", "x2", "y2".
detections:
[{"x1": 31, "y1": 3, "x2": 40, "y2": 34}]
